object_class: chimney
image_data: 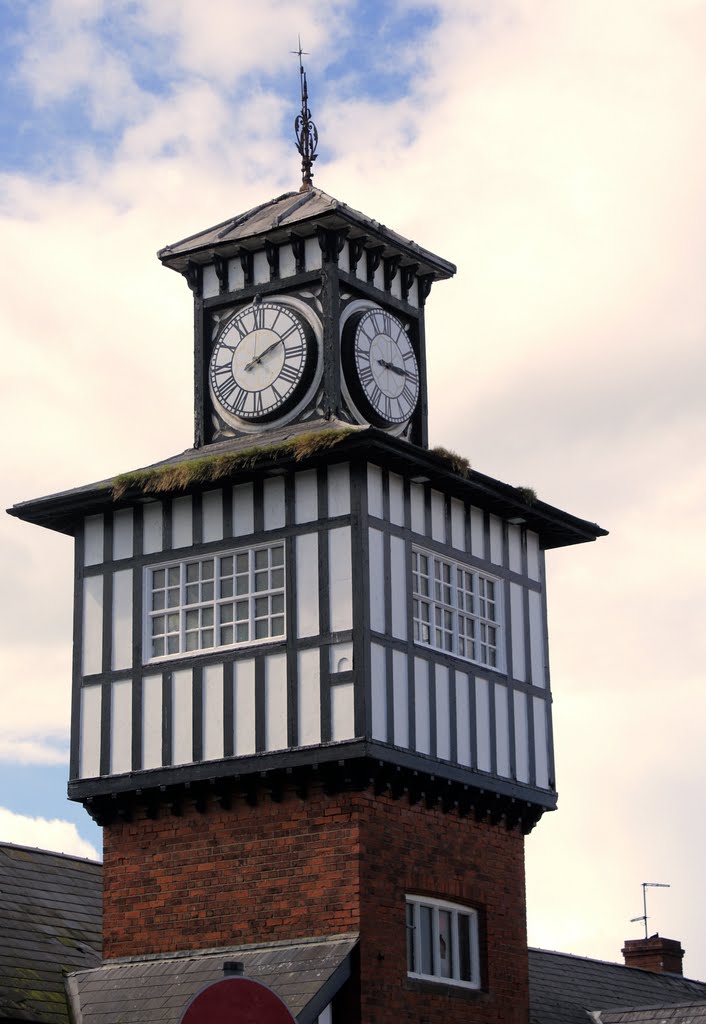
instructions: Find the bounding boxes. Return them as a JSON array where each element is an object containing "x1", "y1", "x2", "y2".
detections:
[{"x1": 622, "y1": 935, "x2": 684, "y2": 975}]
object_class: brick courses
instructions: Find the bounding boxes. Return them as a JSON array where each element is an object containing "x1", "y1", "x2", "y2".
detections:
[{"x1": 103, "y1": 783, "x2": 528, "y2": 1023}]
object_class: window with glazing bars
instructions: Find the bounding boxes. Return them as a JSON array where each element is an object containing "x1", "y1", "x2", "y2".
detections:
[
  {"x1": 145, "y1": 544, "x2": 285, "y2": 660},
  {"x1": 406, "y1": 895, "x2": 480, "y2": 988},
  {"x1": 412, "y1": 548, "x2": 501, "y2": 668}
]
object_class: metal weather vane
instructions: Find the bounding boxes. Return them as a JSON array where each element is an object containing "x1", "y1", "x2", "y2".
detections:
[{"x1": 292, "y1": 37, "x2": 318, "y2": 191}]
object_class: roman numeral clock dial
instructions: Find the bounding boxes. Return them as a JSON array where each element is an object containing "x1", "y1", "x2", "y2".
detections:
[
  {"x1": 342, "y1": 305, "x2": 420, "y2": 428},
  {"x1": 209, "y1": 299, "x2": 318, "y2": 430}
]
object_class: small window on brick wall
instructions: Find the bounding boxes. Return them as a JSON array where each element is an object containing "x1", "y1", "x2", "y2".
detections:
[
  {"x1": 145, "y1": 543, "x2": 285, "y2": 661},
  {"x1": 406, "y1": 895, "x2": 480, "y2": 989}
]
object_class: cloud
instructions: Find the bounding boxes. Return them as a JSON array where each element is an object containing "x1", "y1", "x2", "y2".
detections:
[{"x1": 0, "y1": 806, "x2": 99, "y2": 860}]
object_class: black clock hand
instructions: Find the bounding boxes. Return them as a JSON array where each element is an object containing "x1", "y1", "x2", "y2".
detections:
[
  {"x1": 244, "y1": 338, "x2": 282, "y2": 371},
  {"x1": 378, "y1": 358, "x2": 409, "y2": 378}
]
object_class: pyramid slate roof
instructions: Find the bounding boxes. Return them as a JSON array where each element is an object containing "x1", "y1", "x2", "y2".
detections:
[
  {"x1": 529, "y1": 948, "x2": 706, "y2": 1024},
  {"x1": 0, "y1": 842, "x2": 101, "y2": 1024}
]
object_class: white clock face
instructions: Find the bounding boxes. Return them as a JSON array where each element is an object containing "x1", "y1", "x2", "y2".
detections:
[
  {"x1": 348, "y1": 307, "x2": 419, "y2": 425},
  {"x1": 209, "y1": 301, "x2": 315, "y2": 423}
]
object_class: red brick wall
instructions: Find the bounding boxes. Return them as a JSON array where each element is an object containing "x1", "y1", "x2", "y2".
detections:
[{"x1": 103, "y1": 785, "x2": 528, "y2": 1024}]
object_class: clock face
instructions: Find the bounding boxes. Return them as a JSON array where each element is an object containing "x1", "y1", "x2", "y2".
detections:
[
  {"x1": 343, "y1": 307, "x2": 419, "y2": 426},
  {"x1": 209, "y1": 300, "x2": 315, "y2": 424}
]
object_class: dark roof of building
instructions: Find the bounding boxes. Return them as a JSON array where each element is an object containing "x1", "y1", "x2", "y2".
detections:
[
  {"x1": 66, "y1": 934, "x2": 357, "y2": 1024},
  {"x1": 595, "y1": 1003, "x2": 706, "y2": 1024},
  {"x1": 157, "y1": 187, "x2": 456, "y2": 281},
  {"x1": 7, "y1": 417, "x2": 606, "y2": 550},
  {"x1": 529, "y1": 948, "x2": 706, "y2": 1024},
  {"x1": 0, "y1": 842, "x2": 101, "y2": 1024}
]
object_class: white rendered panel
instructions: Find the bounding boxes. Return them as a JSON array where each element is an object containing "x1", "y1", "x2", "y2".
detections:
[
  {"x1": 450, "y1": 499, "x2": 465, "y2": 551},
  {"x1": 84, "y1": 515, "x2": 104, "y2": 566},
  {"x1": 110, "y1": 679, "x2": 132, "y2": 775},
  {"x1": 489, "y1": 515, "x2": 503, "y2": 566},
  {"x1": 202, "y1": 264, "x2": 219, "y2": 298},
  {"x1": 265, "y1": 652, "x2": 287, "y2": 751},
  {"x1": 390, "y1": 274, "x2": 401, "y2": 300},
  {"x1": 475, "y1": 678, "x2": 491, "y2": 772},
  {"x1": 367, "y1": 464, "x2": 383, "y2": 518},
  {"x1": 143, "y1": 502, "x2": 163, "y2": 554},
  {"x1": 331, "y1": 682, "x2": 354, "y2": 742},
  {"x1": 79, "y1": 685, "x2": 102, "y2": 779},
  {"x1": 470, "y1": 507, "x2": 484, "y2": 558},
  {"x1": 390, "y1": 535, "x2": 407, "y2": 640},
  {"x1": 253, "y1": 250, "x2": 269, "y2": 284},
  {"x1": 280, "y1": 243, "x2": 296, "y2": 278},
  {"x1": 172, "y1": 669, "x2": 193, "y2": 766},
  {"x1": 514, "y1": 691, "x2": 530, "y2": 783},
  {"x1": 414, "y1": 658, "x2": 430, "y2": 755},
  {"x1": 533, "y1": 696, "x2": 550, "y2": 789},
  {"x1": 494, "y1": 683, "x2": 511, "y2": 778},
  {"x1": 233, "y1": 482, "x2": 254, "y2": 537},
  {"x1": 82, "y1": 576, "x2": 103, "y2": 677},
  {"x1": 371, "y1": 643, "x2": 387, "y2": 742},
  {"x1": 142, "y1": 674, "x2": 162, "y2": 770},
  {"x1": 112, "y1": 509, "x2": 133, "y2": 560},
  {"x1": 435, "y1": 664, "x2": 451, "y2": 761},
  {"x1": 111, "y1": 569, "x2": 132, "y2": 671},
  {"x1": 317, "y1": 1004, "x2": 332, "y2": 1024},
  {"x1": 202, "y1": 663, "x2": 224, "y2": 762},
  {"x1": 298, "y1": 648, "x2": 320, "y2": 746},
  {"x1": 510, "y1": 583, "x2": 526, "y2": 683},
  {"x1": 305, "y1": 236, "x2": 321, "y2": 270},
  {"x1": 389, "y1": 473, "x2": 404, "y2": 526},
  {"x1": 296, "y1": 532, "x2": 319, "y2": 637},
  {"x1": 234, "y1": 659, "x2": 256, "y2": 756},
  {"x1": 295, "y1": 470, "x2": 318, "y2": 524},
  {"x1": 528, "y1": 590, "x2": 545, "y2": 687},
  {"x1": 172, "y1": 496, "x2": 192, "y2": 549},
  {"x1": 368, "y1": 529, "x2": 385, "y2": 633},
  {"x1": 392, "y1": 649, "x2": 409, "y2": 748},
  {"x1": 228, "y1": 258, "x2": 244, "y2": 291},
  {"x1": 202, "y1": 490, "x2": 224, "y2": 543},
  {"x1": 455, "y1": 671, "x2": 471, "y2": 767},
  {"x1": 508, "y1": 525, "x2": 522, "y2": 574},
  {"x1": 374, "y1": 264, "x2": 384, "y2": 290},
  {"x1": 527, "y1": 532, "x2": 540, "y2": 581},
  {"x1": 329, "y1": 527, "x2": 352, "y2": 632},
  {"x1": 328, "y1": 463, "x2": 350, "y2": 516},
  {"x1": 431, "y1": 490, "x2": 445, "y2": 543},
  {"x1": 408, "y1": 278, "x2": 419, "y2": 308},
  {"x1": 410, "y1": 483, "x2": 425, "y2": 535},
  {"x1": 341, "y1": 241, "x2": 352, "y2": 274},
  {"x1": 329, "y1": 642, "x2": 353, "y2": 673},
  {"x1": 264, "y1": 477, "x2": 286, "y2": 530}
]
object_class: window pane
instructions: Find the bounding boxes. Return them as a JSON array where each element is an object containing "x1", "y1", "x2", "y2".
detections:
[
  {"x1": 458, "y1": 913, "x2": 473, "y2": 983},
  {"x1": 419, "y1": 905, "x2": 433, "y2": 976},
  {"x1": 406, "y1": 902, "x2": 416, "y2": 973},
  {"x1": 438, "y1": 910, "x2": 452, "y2": 978}
]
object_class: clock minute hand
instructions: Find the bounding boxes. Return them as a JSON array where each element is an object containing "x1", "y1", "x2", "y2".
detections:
[
  {"x1": 377, "y1": 358, "x2": 408, "y2": 378},
  {"x1": 244, "y1": 338, "x2": 282, "y2": 371}
]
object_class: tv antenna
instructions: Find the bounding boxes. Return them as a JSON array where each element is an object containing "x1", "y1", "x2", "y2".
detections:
[
  {"x1": 292, "y1": 36, "x2": 318, "y2": 191},
  {"x1": 630, "y1": 881, "x2": 670, "y2": 939}
]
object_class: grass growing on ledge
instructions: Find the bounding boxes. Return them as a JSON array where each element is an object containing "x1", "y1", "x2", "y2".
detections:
[
  {"x1": 514, "y1": 486, "x2": 538, "y2": 506},
  {"x1": 430, "y1": 446, "x2": 471, "y2": 478},
  {"x1": 111, "y1": 427, "x2": 355, "y2": 500}
]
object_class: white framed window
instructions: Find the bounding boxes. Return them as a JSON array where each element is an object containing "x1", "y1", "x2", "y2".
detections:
[
  {"x1": 145, "y1": 543, "x2": 285, "y2": 661},
  {"x1": 412, "y1": 548, "x2": 502, "y2": 668},
  {"x1": 406, "y1": 895, "x2": 480, "y2": 989}
]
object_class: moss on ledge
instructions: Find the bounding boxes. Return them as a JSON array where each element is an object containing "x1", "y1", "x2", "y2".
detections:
[
  {"x1": 430, "y1": 446, "x2": 471, "y2": 478},
  {"x1": 111, "y1": 427, "x2": 355, "y2": 500},
  {"x1": 514, "y1": 485, "x2": 538, "y2": 506}
]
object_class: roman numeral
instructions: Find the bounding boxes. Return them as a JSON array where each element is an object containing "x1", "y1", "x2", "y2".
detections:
[
  {"x1": 284, "y1": 342, "x2": 304, "y2": 359},
  {"x1": 401, "y1": 381, "x2": 416, "y2": 409},
  {"x1": 231, "y1": 389, "x2": 248, "y2": 413},
  {"x1": 383, "y1": 396, "x2": 392, "y2": 420},
  {"x1": 231, "y1": 316, "x2": 249, "y2": 340},
  {"x1": 253, "y1": 391, "x2": 264, "y2": 415},
  {"x1": 280, "y1": 324, "x2": 298, "y2": 343},
  {"x1": 279, "y1": 363, "x2": 300, "y2": 384},
  {"x1": 369, "y1": 384, "x2": 382, "y2": 410},
  {"x1": 252, "y1": 306, "x2": 265, "y2": 330},
  {"x1": 359, "y1": 365, "x2": 374, "y2": 386}
]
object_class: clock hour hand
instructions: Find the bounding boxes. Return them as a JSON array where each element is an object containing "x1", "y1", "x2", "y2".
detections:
[
  {"x1": 377, "y1": 358, "x2": 409, "y2": 378},
  {"x1": 244, "y1": 338, "x2": 282, "y2": 371}
]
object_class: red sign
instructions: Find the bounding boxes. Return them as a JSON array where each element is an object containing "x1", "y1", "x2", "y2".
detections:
[{"x1": 179, "y1": 977, "x2": 296, "y2": 1024}]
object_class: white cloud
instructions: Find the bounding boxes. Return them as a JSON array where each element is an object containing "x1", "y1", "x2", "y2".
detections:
[{"x1": 0, "y1": 807, "x2": 99, "y2": 860}]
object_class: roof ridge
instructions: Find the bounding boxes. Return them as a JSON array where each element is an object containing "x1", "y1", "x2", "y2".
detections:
[
  {"x1": 529, "y1": 947, "x2": 706, "y2": 987},
  {"x1": 0, "y1": 839, "x2": 101, "y2": 867}
]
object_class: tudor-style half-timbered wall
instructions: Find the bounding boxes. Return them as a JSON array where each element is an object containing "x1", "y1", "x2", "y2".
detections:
[{"x1": 69, "y1": 454, "x2": 555, "y2": 819}]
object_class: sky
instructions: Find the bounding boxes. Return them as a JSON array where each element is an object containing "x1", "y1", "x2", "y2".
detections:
[{"x1": 1, "y1": 0, "x2": 705, "y2": 979}]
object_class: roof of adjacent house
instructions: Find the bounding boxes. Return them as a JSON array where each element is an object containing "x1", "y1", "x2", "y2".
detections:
[
  {"x1": 156, "y1": 187, "x2": 457, "y2": 281},
  {"x1": 529, "y1": 948, "x2": 706, "y2": 1024},
  {"x1": 595, "y1": 1003, "x2": 706, "y2": 1024},
  {"x1": 65, "y1": 935, "x2": 358, "y2": 1024},
  {"x1": 0, "y1": 842, "x2": 101, "y2": 1024}
]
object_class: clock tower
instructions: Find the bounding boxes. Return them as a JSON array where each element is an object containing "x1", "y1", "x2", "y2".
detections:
[{"x1": 9, "y1": 61, "x2": 606, "y2": 1024}]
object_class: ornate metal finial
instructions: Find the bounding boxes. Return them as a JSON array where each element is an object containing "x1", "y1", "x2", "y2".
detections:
[{"x1": 292, "y1": 37, "x2": 318, "y2": 191}]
